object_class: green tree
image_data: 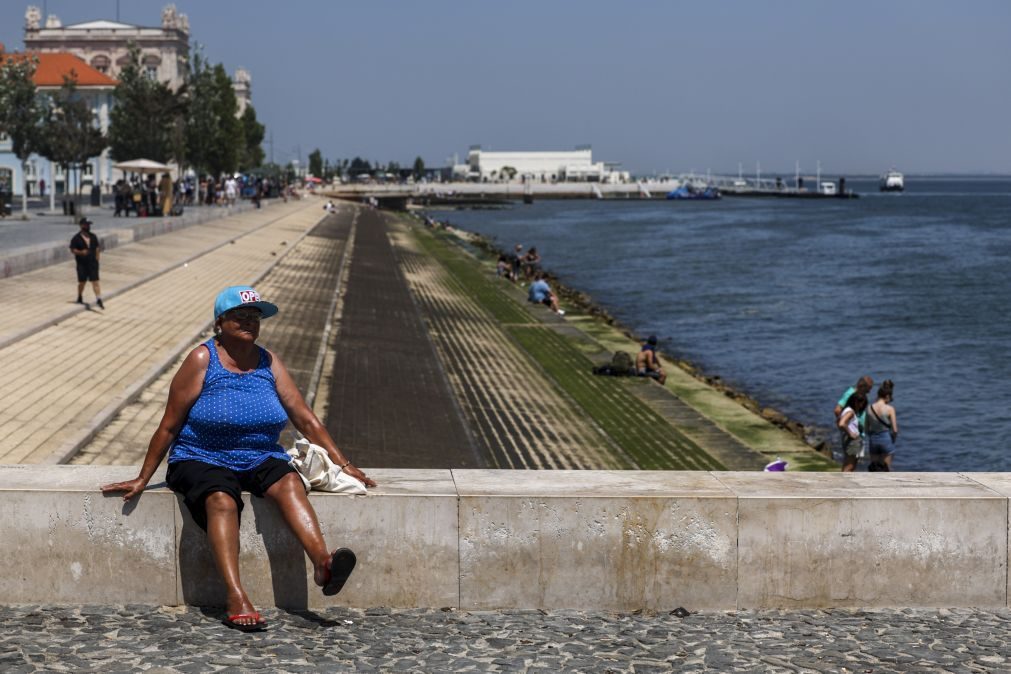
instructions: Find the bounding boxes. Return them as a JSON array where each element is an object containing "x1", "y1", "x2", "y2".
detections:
[
  {"x1": 412, "y1": 156, "x2": 425, "y2": 180},
  {"x1": 186, "y1": 49, "x2": 242, "y2": 187},
  {"x1": 108, "y1": 45, "x2": 183, "y2": 164},
  {"x1": 0, "y1": 54, "x2": 45, "y2": 217},
  {"x1": 500, "y1": 165, "x2": 517, "y2": 181},
  {"x1": 349, "y1": 157, "x2": 371, "y2": 177},
  {"x1": 308, "y1": 148, "x2": 323, "y2": 178},
  {"x1": 37, "y1": 75, "x2": 108, "y2": 218},
  {"x1": 238, "y1": 105, "x2": 265, "y2": 171}
]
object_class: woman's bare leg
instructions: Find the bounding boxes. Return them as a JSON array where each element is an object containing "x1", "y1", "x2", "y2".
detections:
[
  {"x1": 265, "y1": 473, "x2": 333, "y2": 587},
  {"x1": 205, "y1": 491, "x2": 261, "y2": 626}
]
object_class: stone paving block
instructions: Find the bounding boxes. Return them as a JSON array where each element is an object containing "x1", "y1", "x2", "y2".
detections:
[
  {"x1": 173, "y1": 468, "x2": 459, "y2": 609},
  {"x1": 0, "y1": 464, "x2": 176, "y2": 605},
  {"x1": 456, "y1": 470, "x2": 737, "y2": 611},
  {"x1": 720, "y1": 472, "x2": 1009, "y2": 609}
]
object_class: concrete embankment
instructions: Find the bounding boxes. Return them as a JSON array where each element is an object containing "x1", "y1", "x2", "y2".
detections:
[
  {"x1": 408, "y1": 215, "x2": 836, "y2": 471},
  {"x1": 3, "y1": 465, "x2": 1009, "y2": 610}
]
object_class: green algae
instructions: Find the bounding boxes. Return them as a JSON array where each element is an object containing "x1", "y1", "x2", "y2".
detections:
[{"x1": 409, "y1": 218, "x2": 835, "y2": 472}]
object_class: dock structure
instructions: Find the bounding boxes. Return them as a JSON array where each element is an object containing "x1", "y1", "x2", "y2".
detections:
[
  {"x1": 679, "y1": 172, "x2": 859, "y2": 198},
  {"x1": 324, "y1": 175, "x2": 858, "y2": 206}
]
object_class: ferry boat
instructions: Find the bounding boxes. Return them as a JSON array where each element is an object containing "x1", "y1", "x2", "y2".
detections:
[{"x1": 879, "y1": 170, "x2": 904, "y2": 192}]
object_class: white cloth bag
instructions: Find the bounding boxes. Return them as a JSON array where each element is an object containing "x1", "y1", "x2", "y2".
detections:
[{"x1": 287, "y1": 437, "x2": 367, "y2": 494}]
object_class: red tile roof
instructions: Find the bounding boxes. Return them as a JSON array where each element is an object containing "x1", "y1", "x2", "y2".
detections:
[{"x1": 0, "y1": 51, "x2": 118, "y2": 88}]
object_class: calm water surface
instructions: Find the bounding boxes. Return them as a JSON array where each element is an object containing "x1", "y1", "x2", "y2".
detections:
[{"x1": 444, "y1": 178, "x2": 1011, "y2": 471}]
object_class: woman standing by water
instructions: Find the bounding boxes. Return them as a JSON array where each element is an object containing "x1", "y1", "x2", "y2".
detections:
[
  {"x1": 102, "y1": 286, "x2": 375, "y2": 632},
  {"x1": 866, "y1": 380, "x2": 899, "y2": 470},
  {"x1": 838, "y1": 391, "x2": 868, "y2": 472}
]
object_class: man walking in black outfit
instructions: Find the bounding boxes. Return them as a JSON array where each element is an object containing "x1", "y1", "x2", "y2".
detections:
[{"x1": 69, "y1": 217, "x2": 104, "y2": 309}]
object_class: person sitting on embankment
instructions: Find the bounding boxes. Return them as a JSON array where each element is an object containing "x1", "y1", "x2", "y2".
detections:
[
  {"x1": 102, "y1": 285, "x2": 375, "y2": 632},
  {"x1": 636, "y1": 335, "x2": 667, "y2": 384},
  {"x1": 528, "y1": 272, "x2": 564, "y2": 315}
]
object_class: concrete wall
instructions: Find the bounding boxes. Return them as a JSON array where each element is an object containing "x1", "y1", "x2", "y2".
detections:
[{"x1": 1, "y1": 465, "x2": 1008, "y2": 610}]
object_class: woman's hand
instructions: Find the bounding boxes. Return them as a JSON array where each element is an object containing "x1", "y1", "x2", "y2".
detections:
[
  {"x1": 344, "y1": 463, "x2": 377, "y2": 488},
  {"x1": 101, "y1": 477, "x2": 148, "y2": 501}
]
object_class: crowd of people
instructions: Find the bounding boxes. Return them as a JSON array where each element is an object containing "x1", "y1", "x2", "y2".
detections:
[
  {"x1": 835, "y1": 375, "x2": 899, "y2": 471},
  {"x1": 112, "y1": 174, "x2": 285, "y2": 217},
  {"x1": 497, "y1": 243, "x2": 542, "y2": 283}
]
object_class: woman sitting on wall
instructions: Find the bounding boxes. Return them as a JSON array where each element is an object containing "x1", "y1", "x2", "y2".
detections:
[{"x1": 102, "y1": 285, "x2": 375, "y2": 632}]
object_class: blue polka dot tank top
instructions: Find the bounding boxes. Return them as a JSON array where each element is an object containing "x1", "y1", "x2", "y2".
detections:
[{"x1": 169, "y1": 339, "x2": 290, "y2": 471}]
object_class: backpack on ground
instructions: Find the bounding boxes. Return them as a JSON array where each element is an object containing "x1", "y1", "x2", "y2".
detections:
[
  {"x1": 611, "y1": 350, "x2": 634, "y2": 374},
  {"x1": 591, "y1": 350, "x2": 636, "y2": 377}
]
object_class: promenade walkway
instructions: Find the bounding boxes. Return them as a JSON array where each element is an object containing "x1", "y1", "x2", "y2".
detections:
[
  {"x1": 0, "y1": 199, "x2": 322, "y2": 464},
  {"x1": 72, "y1": 204, "x2": 354, "y2": 464}
]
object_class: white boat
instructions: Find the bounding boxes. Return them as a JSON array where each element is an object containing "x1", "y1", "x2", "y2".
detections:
[{"x1": 879, "y1": 170, "x2": 904, "y2": 192}]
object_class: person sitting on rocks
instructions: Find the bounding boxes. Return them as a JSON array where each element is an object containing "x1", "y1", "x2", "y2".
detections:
[
  {"x1": 496, "y1": 254, "x2": 510, "y2": 278},
  {"x1": 527, "y1": 272, "x2": 564, "y2": 315},
  {"x1": 636, "y1": 335, "x2": 667, "y2": 384}
]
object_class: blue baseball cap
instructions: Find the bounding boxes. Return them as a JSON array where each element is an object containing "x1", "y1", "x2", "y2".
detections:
[{"x1": 213, "y1": 285, "x2": 278, "y2": 320}]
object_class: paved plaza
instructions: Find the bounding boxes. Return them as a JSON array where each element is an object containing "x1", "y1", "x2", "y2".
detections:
[{"x1": 2, "y1": 604, "x2": 1009, "y2": 672}]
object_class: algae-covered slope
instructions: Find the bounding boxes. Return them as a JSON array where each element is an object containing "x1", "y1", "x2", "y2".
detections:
[{"x1": 404, "y1": 215, "x2": 835, "y2": 472}]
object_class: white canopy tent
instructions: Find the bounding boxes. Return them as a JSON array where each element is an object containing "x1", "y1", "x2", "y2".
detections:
[{"x1": 113, "y1": 159, "x2": 173, "y2": 176}]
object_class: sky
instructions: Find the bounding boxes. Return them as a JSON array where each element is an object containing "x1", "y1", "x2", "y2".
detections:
[{"x1": 2, "y1": 1, "x2": 1009, "y2": 175}]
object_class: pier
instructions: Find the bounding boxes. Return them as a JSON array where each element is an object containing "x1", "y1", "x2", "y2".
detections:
[{"x1": 325, "y1": 175, "x2": 858, "y2": 207}]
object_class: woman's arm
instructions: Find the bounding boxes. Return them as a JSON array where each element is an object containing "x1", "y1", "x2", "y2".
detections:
[
  {"x1": 100, "y1": 346, "x2": 208, "y2": 500},
  {"x1": 838, "y1": 409, "x2": 858, "y2": 438},
  {"x1": 888, "y1": 404, "x2": 899, "y2": 437},
  {"x1": 270, "y1": 350, "x2": 376, "y2": 487}
]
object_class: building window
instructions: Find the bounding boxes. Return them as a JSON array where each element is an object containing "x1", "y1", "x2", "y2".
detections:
[
  {"x1": 82, "y1": 164, "x2": 94, "y2": 177},
  {"x1": 91, "y1": 55, "x2": 111, "y2": 74},
  {"x1": 143, "y1": 54, "x2": 162, "y2": 82}
]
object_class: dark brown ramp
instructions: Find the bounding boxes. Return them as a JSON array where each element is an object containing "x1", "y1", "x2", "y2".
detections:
[{"x1": 325, "y1": 208, "x2": 481, "y2": 468}]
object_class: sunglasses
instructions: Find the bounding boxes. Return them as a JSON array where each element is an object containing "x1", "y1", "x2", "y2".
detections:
[{"x1": 224, "y1": 308, "x2": 262, "y2": 322}]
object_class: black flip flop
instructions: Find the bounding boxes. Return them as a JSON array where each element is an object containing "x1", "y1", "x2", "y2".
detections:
[
  {"x1": 223, "y1": 612, "x2": 268, "y2": 632},
  {"x1": 323, "y1": 548, "x2": 356, "y2": 596}
]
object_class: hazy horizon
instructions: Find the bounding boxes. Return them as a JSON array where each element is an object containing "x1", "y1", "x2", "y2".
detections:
[{"x1": 2, "y1": 1, "x2": 1009, "y2": 176}]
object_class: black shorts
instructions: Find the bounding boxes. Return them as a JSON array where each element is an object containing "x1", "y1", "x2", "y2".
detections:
[
  {"x1": 76, "y1": 259, "x2": 99, "y2": 282},
  {"x1": 166, "y1": 458, "x2": 296, "y2": 531}
]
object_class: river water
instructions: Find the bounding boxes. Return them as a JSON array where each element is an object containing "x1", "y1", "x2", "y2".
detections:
[{"x1": 443, "y1": 178, "x2": 1011, "y2": 471}]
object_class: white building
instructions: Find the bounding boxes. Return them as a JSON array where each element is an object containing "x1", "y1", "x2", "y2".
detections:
[
  {"x1": 23, "y1": 4, "x2": 190, "y2": 90},
  {"x1": 458, "y1": 145, "x2": 628, "y2": 183}
]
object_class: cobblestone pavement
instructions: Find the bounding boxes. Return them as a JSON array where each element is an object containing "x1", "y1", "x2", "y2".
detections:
[{"x1": 2, "y1": 604, "x2": 1009, "y2": 672}]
